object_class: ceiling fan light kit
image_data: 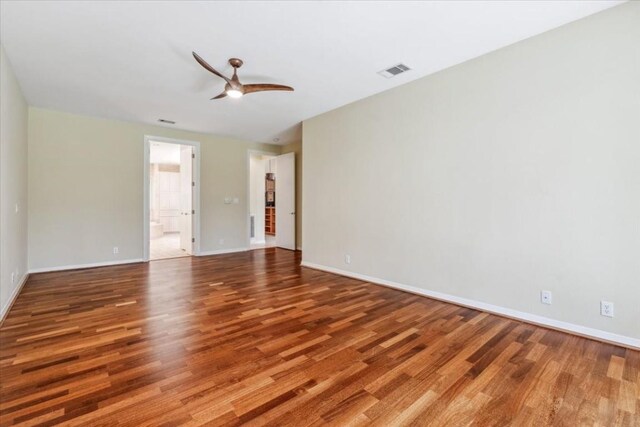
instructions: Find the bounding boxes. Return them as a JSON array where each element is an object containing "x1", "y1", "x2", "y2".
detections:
[
  {"x1": 226, "y1": 89, "x2": 243, "y2": 98},
  {"x1": 192, "y1": 52, "x2": 294, "y2": 100}
]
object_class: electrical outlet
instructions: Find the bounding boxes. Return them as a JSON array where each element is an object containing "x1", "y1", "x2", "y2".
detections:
[
  {"x1": 113, "y1": 247, "x2": 119, "y2": 254},
  {"x1": 345, "y1": 254, "x2": 351, "y2": 264},
  {"x1": 540, "y1": 290, "x2": 552, "y2": 305},
  {"x1": 600, "y1": 301, "x2": 614, "y2": 318},
  {"x1": 11, "y1": 272, "x2": 15, "y2": 284},
  {"x1": 15, "y1": 203, "x2": 19, "y2": 213}
]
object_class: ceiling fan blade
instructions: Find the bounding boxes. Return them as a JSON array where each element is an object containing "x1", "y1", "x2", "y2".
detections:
[
  {"x1": 192, "y1": 52, "x2": 231, "y2": 84},
  {"x1": 242, "y1": 84, "x2": 294, "y2": 95},
  {"x1": 211, "y1": 92, "x2": 228, "y2": 100}
]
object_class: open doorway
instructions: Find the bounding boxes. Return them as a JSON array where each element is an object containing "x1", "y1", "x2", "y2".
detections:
[
  {"x1": 248, "y1": 151, "x2": 295, "y2": 250},
  {"x1": 249, "y1": 154, "x2": 276, "y2": 249},
  {"x1": 144, "y1": 137, "x2": 200, "y2": 261}
]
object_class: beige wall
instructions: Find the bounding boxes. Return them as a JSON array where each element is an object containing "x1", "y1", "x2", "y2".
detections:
[
  {"x1": 303, "y1": 3, "x2": 639, "y2": 341},
  {"x1": 0, "y1": 45, "x2": 29, "y2": 318},
  {"x1": 281, "y1": 141, "x2": 302, "y2": 249},
  {"x1": 28, "y1": 108, "x2": 280, "y2": 270}
]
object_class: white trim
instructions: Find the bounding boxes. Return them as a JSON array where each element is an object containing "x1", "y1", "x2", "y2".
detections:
[
  {"x1": 300, "y1": 261, "x2": 640, "y2": 350},
  {"x1": 143, "y1": 135, "x2": 201, "y2": 261},
  {"x1": 198, "y1": 247, "x2": 249, "y2": 257},
  {"x1": 0, "y1": 272, "x2": 29, "y2": 323},
  {"x1": 29, "y1": 259, "x2": 144, "y2": 274}
]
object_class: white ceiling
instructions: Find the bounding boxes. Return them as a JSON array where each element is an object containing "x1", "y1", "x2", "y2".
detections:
[{"x1": 0, "y1": 1, "x2": 623, "y2": 145}]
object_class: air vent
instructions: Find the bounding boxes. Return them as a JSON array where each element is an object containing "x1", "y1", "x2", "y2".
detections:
[
  {"x1": 378, "y1": 63, "x2": 411, "y2": 78},
  {"x1": 158, "y1": 119, "x2": 175, "y2": 124}
]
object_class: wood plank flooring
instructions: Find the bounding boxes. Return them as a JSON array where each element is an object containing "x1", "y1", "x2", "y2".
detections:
[{"x1": 1, "y1": 249, "x2": 638, "y2": 426}]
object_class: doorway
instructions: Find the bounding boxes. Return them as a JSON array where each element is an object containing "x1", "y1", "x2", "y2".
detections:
[
  {"x1": 248, "y1": 151, "x2": 295, "y2": 250},
  {"x1": 144, "y1": 136, "x2": 200, "y2": 261}
]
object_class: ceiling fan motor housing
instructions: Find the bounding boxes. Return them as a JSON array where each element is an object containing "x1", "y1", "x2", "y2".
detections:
[{"x1": 229, "y1": 58, "x2": 244, "y2": 68}]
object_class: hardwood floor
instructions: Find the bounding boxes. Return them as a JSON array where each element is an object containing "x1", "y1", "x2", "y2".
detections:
[{"x1": 1, "y1": 249, "x2": 638, "y2": 426}]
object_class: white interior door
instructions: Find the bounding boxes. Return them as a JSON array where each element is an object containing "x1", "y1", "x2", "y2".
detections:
[
  {"x1": 275, "y1": 152, "x2": 295, "y2": 250},
  {"x1": 179, "y1": 146, "x2": 193, "y2": 254}
]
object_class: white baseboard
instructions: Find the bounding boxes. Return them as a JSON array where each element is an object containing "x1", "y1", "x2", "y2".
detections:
[
  {"x1": 198, "y1": 247, "x2": 249, "y2": 256},
  {"x1": 300, "y1": 261, "x2": 640, "y2": 350},
  {"x1": 29, "y1": 258, "x2": 144, "y2": 274},
  {"x1": 1, "y1": 272, "x2": 30, "y2": 324}
]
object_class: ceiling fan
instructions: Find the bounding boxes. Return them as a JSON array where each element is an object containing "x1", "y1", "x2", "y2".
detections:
[{"x1": 192, "y1": 52, "x2": 294, "y2": 100}]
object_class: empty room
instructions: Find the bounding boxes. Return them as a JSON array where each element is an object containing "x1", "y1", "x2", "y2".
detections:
[{"x1": 0, "y1": 1, "x2": 638, "y2": 426}]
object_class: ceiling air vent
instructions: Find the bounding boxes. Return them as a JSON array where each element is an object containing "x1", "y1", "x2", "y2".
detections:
[
  {"x1": 378, "y1": 63, "x2": 411, "y2": 79},
  {"x1": 158, "y1": 119, "x2": 175, "y2": 124}
]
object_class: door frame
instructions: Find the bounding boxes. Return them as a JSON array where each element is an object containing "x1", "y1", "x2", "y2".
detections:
[
  {"x1": 246, "y1": 149, "x2": 278, "y2": 249},
  {"x1": 144, "y1": 135, "x2": 201, "y2": 261}
]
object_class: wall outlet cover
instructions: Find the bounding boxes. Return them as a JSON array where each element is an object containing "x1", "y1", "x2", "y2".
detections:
[
  {"x1": 540, "y1": 290, "x2": 552, "y2": 305},
  {"x1": 600, "y1": 301, "x2": 614, "y2": 317}
]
